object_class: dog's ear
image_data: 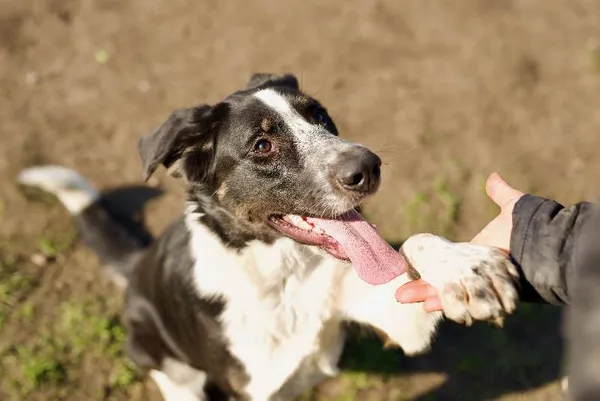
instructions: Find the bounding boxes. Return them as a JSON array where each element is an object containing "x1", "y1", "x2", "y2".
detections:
[
  {"x1": 138, "y1": 105, "x2": 217, "y2": 181},
  {"x1": 245, "y1": 73, "x2": 299, "y2": 90}
]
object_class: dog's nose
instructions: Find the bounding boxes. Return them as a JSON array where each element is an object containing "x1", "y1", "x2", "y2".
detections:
[{"x1": 335, "y1": 147, "x2": 382, "y2": 194}]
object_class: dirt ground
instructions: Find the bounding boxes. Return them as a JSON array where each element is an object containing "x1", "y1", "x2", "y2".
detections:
[{"x1": 1, "y1": 0, "x2": 600, "y2": 400}]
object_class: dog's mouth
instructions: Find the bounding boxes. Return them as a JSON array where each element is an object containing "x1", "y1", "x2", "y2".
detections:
[{"x1": 268, "y1": 210, "x2": 409, "y2": 285}]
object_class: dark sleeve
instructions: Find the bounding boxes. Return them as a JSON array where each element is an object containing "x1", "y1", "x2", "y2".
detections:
[
  {"x1": 509, "y1": 194, "x2": 596, "y2": 305},
  {"x1": 565, "y1": 205, "x2": 600, "y2": 400}
]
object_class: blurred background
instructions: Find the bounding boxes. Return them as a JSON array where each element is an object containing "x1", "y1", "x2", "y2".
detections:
[{"x1": 1, "y1": 0, "x2": 600, "y2": 400}]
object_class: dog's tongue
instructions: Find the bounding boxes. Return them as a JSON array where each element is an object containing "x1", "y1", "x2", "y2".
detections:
[{"x1": 306, "y1": 210, "x2": 408, "y2": 285}]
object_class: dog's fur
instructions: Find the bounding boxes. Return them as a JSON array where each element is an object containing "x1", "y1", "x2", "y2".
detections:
[{"x1": 19, "y1": 73, "x2": 519, "y2": 401}]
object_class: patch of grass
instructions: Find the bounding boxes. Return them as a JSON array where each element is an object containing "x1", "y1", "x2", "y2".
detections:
[
  {"x1": 18, "y1": 301, "x2": 35, "y2": 322},
  {"x1": 401, "y1": 176, "x2": 463, "y2": 238},
  {"x1": 38, "y1": 237, "x2": 59, "y2": 258},
  {"x1": 0, "y1": 269, "x2": 34, "y2": 336},
  {"x1": 433, "y1": 177, "x2": 462, "y2": 236},
  {"x1": 14, "y1": 343, "x2": 66, "y2": 392},
  {"x1": 110, "y1": 358, "x2": 139, "y2": 389},
  {"x1": 0, "y1": 252, "x2": 35, "y2": 333},
  {"x1": 298, "y1": 391, "x2": 314, "y2": 401},
  {"x1": 94, "y1": 49, "x2": 109, "y2": 64},
  {"x1": 404, "y1": 192, "x2": 429, "y2": 233},
  {"x1": 0, "y1": 296, "x2": 141, "y2": 398},
  {"x1": 37, "y1": 229, "x2": 77, "y2": 259},
  {"x1": 0, "y1": 272, "x2": 31, "y2": 306},
  {"x1": 60, "y1": 300, "x2": 127, "y2": 358},
  {"x1": 0, "y1": 252, "x2": 16, "y2": 272},
  {"x1": 337, "y1": 372, "x2": 373, "y2": 401},
  {"x1": 2, "y1": 335, "x2": 63, "y2": 396}
]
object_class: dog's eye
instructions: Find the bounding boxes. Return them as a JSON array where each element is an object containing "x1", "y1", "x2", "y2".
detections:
[
  {"x1": 254, "y1": 139, "x2": 273, "y2": 154},
  {"x1": 314, "y1": 109, "x2": 328, "y2": 125}
]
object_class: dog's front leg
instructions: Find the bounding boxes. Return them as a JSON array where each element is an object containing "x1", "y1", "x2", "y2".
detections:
[
  {"x1": 339, "y1": 233, "x2": 519, "y2": 354},
  {"x1": 339, "y1": 267, "x2": 443, "y2": 356}
]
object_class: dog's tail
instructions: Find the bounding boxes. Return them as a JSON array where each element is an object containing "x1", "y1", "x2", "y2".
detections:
[{"x1": 18, "y1": 165, "x2": 151, "y2": 287}]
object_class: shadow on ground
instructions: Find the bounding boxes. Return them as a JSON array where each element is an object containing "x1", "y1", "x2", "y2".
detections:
[{"x1": 98, "y1": 185, "x2": 164, "y2": 247}]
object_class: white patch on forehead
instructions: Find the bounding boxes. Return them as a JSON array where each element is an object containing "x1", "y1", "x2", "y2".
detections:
[
  {"x1": 253, "y1": 88, "x2": 347, "y2": 159},
  {"x1": 253, "y1": 89, "x2": 295, "y2": 114},
  {"x1": 253, "y1": 89, "x2": 316, "y2": 137}
]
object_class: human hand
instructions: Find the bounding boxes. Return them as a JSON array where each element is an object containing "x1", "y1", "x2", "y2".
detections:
[{"x1": 395, "y1": 172, "x2": 525, "y2": 311}]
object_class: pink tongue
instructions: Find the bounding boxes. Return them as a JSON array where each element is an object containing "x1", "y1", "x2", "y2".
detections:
[{"x1": 307, "y1": 210, "x2": 409, "y2": 285}]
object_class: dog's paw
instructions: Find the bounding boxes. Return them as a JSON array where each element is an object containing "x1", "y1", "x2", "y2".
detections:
[
  {"x1": 435, "y1": 249, "x2": 519, "y2": 326},
  {"x1": 402, "y1": 234, "x2": 519, "y2": 326}
]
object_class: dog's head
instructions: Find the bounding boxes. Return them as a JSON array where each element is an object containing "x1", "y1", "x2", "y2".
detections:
[{"x1": 139, "y1": 73, "x2": 407, "y2": 285}]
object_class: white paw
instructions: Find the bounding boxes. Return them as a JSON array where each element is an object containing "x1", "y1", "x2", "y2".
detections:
[{"x1": 402, "y1": 234, "x2": 519, "y2": 326}]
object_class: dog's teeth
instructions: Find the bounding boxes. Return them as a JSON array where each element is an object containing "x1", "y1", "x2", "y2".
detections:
[
  {"x1": 295, "y1": 217, "x2": 312, "y2": 230},
  {"x1": 283, "y1": 215, "x2": 311, "y2": 230},
  {"x1": 282, "y1": 215, "x2": 325, "y2": 233},
  {"x1": 313, "y1": 227, "x2": 325, "y2": 234},
  {"x1": 290, "y1": 215, "x2": 304, "y2": 225},
  {"x1": 298, "y1": 220, "x2": 313, "y2": 230}
]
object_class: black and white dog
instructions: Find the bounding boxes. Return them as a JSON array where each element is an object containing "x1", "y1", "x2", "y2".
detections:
[{"x1": 19, "y1": 73, "x2": 519, "y2": 401}]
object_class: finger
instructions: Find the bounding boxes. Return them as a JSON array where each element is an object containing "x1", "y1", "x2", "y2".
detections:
[
  {"x1": 485, "y1": 172, "x2": 524, "y2": 209},
  {"x1": 395, "y1": 281, "x2": 430, "y2": 302},
  {"x1": 423, "y1": 297, "x2": 443, "y2": 312},
  {"x1": 397, "y1": 279, "x2": 428, "y2": 290},
  {"x1": 395, "y1": 281, "x2": 437, "y2": 303}
]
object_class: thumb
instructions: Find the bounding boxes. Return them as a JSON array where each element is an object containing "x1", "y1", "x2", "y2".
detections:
[{"x1": 485, "y1": 172, "x2": 524, "y2": 209}]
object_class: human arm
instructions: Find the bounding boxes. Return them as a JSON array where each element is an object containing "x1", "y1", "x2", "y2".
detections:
[{"x1": 396, "y1": 172, "x2": 596, "y2": 307}]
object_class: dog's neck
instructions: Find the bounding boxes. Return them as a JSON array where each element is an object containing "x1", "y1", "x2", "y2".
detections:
[
  {"x1": 185, "y1": 201, "x2": 325, "y2": 298},
  {"x1": 185, "y1": 185, "x2": 279, "y2": 249}
]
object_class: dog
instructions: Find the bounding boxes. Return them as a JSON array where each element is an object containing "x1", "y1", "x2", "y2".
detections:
[{"x1": 19, "y1": 73, "x2": 519, "y2": 401}]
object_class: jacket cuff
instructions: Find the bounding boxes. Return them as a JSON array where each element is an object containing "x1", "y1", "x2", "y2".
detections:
[
  {"x1": 511, "y1": 194, "x2": 552, "y2": 266},
  {"x1": 510, "y1": 194, "x2": 565, "y2": 303}
]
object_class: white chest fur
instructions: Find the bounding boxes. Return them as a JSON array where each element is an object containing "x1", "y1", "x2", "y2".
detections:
[{"x1": 186, "y1": 216, "x2": 345, "y2": 400}]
